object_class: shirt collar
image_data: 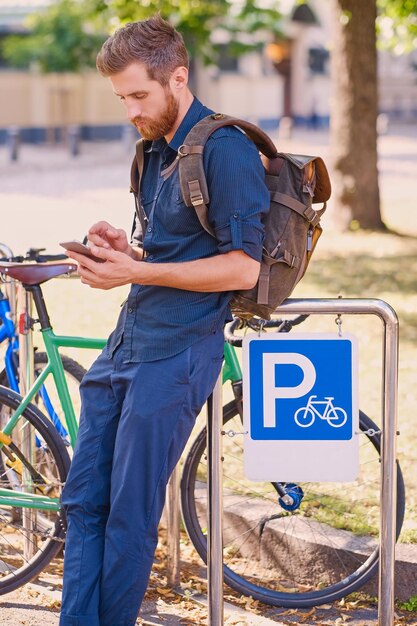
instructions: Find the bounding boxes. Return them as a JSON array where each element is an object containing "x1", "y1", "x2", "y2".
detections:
[
  {"x1": 168, "y1": 97, "x2": 206, "y2": 151},
  {"x1": 149, "y1": 97, "x2": 208, "y2": 155}
]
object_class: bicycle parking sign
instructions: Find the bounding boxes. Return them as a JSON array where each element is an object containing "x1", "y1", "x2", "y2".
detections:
[{"x1": 243, "y1": 333, "x2": 359, "y2": 481}]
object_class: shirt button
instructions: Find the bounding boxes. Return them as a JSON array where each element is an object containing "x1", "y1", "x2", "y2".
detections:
[
  {"x1": 147, "y1": 226, "x2": 153, "y2": 233},
  {"x1": 127, "y1": 307, "x2": 134, "y2": 313},
  {"x1": 148, "y1": 254, "x2": 154, "y2": 260}
]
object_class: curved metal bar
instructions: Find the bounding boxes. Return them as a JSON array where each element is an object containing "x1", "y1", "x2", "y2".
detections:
[{"x1": 274, "y1": 298, "x2": 398, "y2": 626}]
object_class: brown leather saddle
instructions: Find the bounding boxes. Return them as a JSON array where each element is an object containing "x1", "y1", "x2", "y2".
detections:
[{"x1": 0, "y1": 262, "x2": 77, "y2": 286}]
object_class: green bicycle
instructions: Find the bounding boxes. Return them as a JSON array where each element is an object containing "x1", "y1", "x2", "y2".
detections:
[
  {"x1": 0, "y1": 260, "x2": 105, "y2": 593},
  {"x1": 0, "y1": 260, "x2": 406, "y2": 608}
]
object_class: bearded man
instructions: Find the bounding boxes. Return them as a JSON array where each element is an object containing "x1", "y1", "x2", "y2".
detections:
[{"x1": 60, "y1": 14, "x2": 268, "y2": 626}]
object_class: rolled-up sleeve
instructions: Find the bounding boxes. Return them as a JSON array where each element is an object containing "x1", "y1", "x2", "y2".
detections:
[{"x1": 203, "y1": 130, "x2": 270, "y2": 262}]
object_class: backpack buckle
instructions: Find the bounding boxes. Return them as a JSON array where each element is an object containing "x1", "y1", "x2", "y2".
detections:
[
  {"x1": 303, "y1": 206, "x2": 318, "y2": 224},
  {"x1": 188, "y1": 179, "x2": 204, "y2": 206}
]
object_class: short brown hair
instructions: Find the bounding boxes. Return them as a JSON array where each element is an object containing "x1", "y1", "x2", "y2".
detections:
[{"x1": 96, "y1": 14, "x2": 189, "y2": 86}]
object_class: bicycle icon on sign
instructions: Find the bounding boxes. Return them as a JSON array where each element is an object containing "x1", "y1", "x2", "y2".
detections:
[{"x1": 294, "y1": 395, "x2": 348, "y2": 428}]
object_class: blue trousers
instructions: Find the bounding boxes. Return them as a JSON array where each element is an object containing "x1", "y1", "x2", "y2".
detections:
[{"x1": 59, "y1": 330, "x2": 224, "y2": 626}]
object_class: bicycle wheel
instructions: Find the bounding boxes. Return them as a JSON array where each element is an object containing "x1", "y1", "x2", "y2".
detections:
[
  {"x1": 327, "y1": 407, "x2": 348, "y2": 428},
  {"x1": 0, "y1": 385, "x2": 70, "y2": 594},
  {"x1": 180, "y1": 400, "x2": 405, "y2": 607},
  {"x1": 294, "y1": 407, "x2": 315, "y2": 427},
  {"x1": 0, "y1": 352, "x2": 86, "y2": 443}
]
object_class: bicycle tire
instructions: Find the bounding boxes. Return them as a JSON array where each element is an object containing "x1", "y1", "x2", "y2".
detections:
[
  {"x1": 0, "y1": 352, "x2": 86, "y2": 442},
  {"x1": 180, "y1": 400, "x2": 405, "y2": 607},
  {"x1": 0, "y1": 385, "x2": 70, "y2": 594},
  {"x1": 327, "y1": 406, "x2": 348, "y2": 428},
  {"x1": 294, "y1": 407, "x2": 315, "y2": 428}
]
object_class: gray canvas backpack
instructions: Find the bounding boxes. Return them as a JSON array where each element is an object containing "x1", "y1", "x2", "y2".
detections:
[{"x1": 130, "y1": 113, "x2": 331, "y2": 320}]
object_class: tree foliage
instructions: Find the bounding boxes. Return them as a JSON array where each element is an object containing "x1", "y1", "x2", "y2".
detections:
[
  {"x1": 377, "y1": 0, "x2": 417, "y2": 53},
  {"x1": 2, "y1": 0, "x2": 282, "y2": 72},
  {"x1": 88, "y1": 0, "x2": 283, "y2": 63},
  {"x1": 2, "y1": 0, "x2": 105, "y2": 72}
]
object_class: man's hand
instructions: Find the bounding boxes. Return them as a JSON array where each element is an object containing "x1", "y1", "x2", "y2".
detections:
[
  {"x1": 88, "y1": 221, "x2": 133, "y2": 257},
  {"x1": 66, "y1": 246, "x2": 139, "y2": 290}
]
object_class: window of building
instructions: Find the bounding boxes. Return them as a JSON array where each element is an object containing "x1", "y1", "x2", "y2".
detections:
[{"x1": 308, "y1": 47, "x2": 329, "y2": 75}]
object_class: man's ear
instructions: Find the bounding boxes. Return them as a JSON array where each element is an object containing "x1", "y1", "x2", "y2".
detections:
[{"x1": 170, "y1": 66, "x2": 188, "y2": 91}]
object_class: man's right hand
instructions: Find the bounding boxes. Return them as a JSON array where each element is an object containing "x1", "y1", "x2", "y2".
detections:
[{"x1": 88, "y1": 221, "x2": 132, "y2": 256}]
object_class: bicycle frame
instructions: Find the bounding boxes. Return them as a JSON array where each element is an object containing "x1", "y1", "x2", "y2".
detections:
[
  {"x1": 0, "y1": 290, "x2": 18, "y2": 389},
  {"x1": 306, "y1": 396, "x2": 334, "y2": 418},
  {"x1": 0, "y1": 281, "x2": 243, "y2": 514}
]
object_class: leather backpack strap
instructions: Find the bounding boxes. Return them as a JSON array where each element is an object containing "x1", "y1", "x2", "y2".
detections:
[
  {"x1": 130, "y1": 139, "x2": 151, "y2": 236},
  {"x1": 178, "y1": 114, "x2": 279, "y2": 238}
]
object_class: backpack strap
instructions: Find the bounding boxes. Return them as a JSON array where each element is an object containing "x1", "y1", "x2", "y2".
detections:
[
  {"x1": 178, "y1": 114, "x2": 279, "y2": 237},
  {"x1": 130, "y1": 139, "x2": 152, "y2": 236}
]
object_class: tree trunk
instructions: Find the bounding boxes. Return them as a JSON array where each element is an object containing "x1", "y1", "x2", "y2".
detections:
[{"x1": 330, "y1": 0, "x2": 385, "y2": 230}]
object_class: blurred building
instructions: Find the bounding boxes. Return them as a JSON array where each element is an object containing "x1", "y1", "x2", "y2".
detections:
[{"x1": 0, "y1": 0, "x2": 416, "y2": 143}]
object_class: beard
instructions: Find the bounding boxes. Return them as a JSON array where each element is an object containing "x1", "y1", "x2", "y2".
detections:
[{"x1": 131, "y1": 90, "x2": 179, "y2": 141}]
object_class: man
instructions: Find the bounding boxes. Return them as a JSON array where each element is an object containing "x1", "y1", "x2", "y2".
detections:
[{"x1": 60, "y1": 14, "x2": 269, "y2": 626}]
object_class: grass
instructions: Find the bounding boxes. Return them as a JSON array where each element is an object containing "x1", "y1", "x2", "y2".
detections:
[{"x1": 14, "y1": 222, "x2": 416, "y2": 545}]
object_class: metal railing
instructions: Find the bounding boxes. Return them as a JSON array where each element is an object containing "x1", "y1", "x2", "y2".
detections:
[
  {"x1": 13, "y1": 288, "x2": 399, "y2": 625},
  {"x1": 201, "y1": 297, "x2": 399, "y2": 626}
]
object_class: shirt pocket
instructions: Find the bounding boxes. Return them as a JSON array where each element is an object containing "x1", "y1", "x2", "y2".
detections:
[{"x1": 157, "y1": 182, "x2": 201, "y2": 237}]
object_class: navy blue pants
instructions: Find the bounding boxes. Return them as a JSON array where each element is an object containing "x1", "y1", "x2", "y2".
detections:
[{"x1": 59, "y1": 330, "x2": 224, "y2": 626}]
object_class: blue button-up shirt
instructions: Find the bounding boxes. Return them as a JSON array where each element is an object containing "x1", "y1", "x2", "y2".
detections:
[{"x1": 107, "y1": 98, "x2": 269, "y2": 362}]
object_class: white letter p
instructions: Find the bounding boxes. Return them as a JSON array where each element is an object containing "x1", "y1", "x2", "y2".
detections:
[{"x1": 262, "y1": 353, "x2": 316, "y2": 428}]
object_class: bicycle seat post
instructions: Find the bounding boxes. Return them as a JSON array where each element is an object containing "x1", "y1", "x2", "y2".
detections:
[{"x1": 26, "y1": 284, "x2": 52, "y2": 331}]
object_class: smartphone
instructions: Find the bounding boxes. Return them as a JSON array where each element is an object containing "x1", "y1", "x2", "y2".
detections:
[{"x1": 59, "y1": 240, "x2": 105, "y2": 263}]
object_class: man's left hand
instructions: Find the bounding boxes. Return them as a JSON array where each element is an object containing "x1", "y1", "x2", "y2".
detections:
[{"x1": 66, "y1": 246, "x2": 138, "y2": 290}]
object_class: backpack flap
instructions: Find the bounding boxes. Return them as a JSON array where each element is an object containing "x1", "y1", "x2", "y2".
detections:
[{"x1": 231, "y1": 153, "x2": 328, "y2": 320}]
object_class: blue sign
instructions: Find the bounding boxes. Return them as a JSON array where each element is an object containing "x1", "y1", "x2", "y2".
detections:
[{"x1": 247, "y1": 336, "x2": 354, "y2": 441}]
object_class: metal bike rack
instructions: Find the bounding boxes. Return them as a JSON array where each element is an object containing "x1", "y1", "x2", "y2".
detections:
[
  {"x1": 202, "y1": 297, "x2": 399, "y2": 626},
  {"x1": 17, "y1": 285, "x2": 37, "y2": 559},
  {"x1": 207, "y1": 376, "x2": 224, "y2": 625}
]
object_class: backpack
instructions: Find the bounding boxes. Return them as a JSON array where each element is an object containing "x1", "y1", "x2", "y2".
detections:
[{"x1": 130, "y1": 113, "x2": 331, "y2": 320}]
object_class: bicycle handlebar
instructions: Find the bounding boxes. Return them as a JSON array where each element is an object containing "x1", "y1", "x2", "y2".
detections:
[
  {"x1": 224, "y1": 314, "x2": 310, "y2": 347},
  {"x1": 0, "y1": 247, "x2": 69, "y2": 264}
]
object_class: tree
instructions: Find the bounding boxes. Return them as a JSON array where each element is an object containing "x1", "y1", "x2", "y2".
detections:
[
  {"x1": 330, "y1": 0, "x2": 417, "y2": 230},
  {"x1": 2, "y1": 0, "x2": 105, "y2": 72},
  {"x1": 89, "y1": 0, "x2": 283, "y2": 64}
]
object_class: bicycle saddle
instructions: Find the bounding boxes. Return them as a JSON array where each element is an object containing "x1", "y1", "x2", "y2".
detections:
[{"x1": 0, "y1": 262, "x2": 77, "y2": 285}]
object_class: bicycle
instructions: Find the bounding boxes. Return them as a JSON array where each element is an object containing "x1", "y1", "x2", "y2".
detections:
[
  {"x1": 0, "y1": 246, "x2": 87, "y2": 439},
  {"x1": 0, "y1": 261, "x2": 406, "y2": 609},
  {"x1": 0, "y1": 259, "x2": 106, "y2": 593},
  {"x1": 294, "y1": 395, "x2": 348, "y2": 428}
]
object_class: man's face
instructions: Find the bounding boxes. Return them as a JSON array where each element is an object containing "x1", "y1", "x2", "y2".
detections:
[{"x1": 110, "y1": 62, "x2": 179, "y2": 141}]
